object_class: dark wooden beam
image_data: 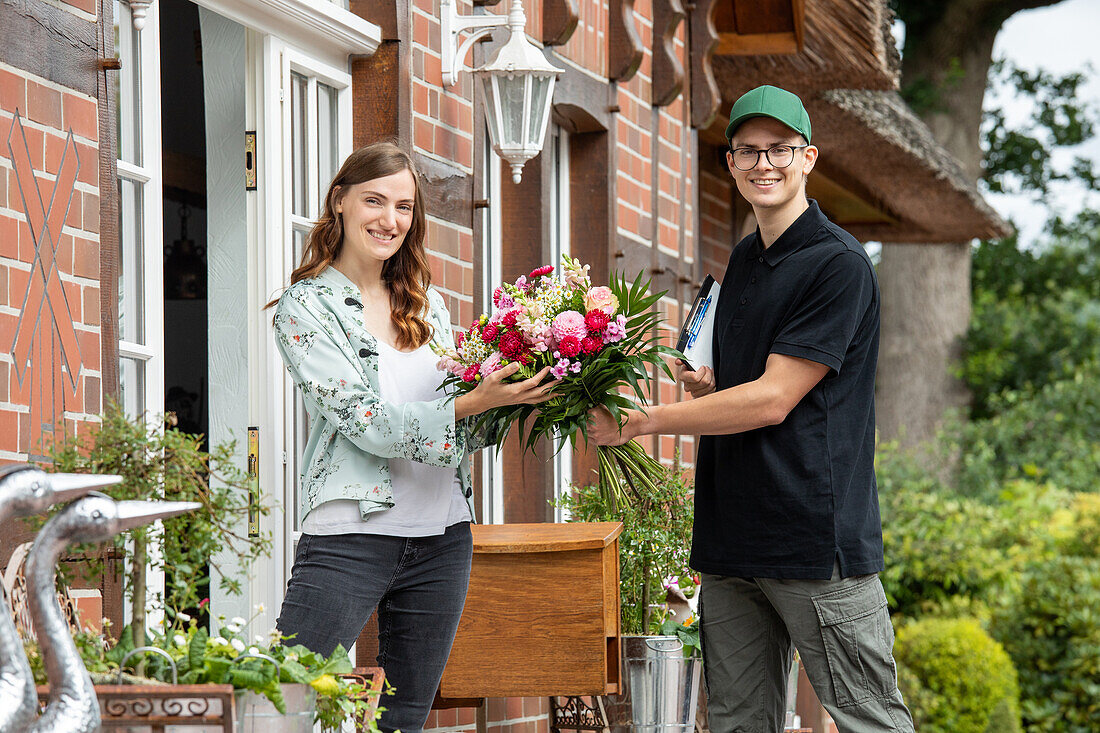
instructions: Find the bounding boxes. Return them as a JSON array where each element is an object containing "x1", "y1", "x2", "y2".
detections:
[
  {"x1": 652, "y1": 0, "x2": 686, "y2": 108},
  {"x1": 499, "y1": 154, "x2": 554, "y2": 523},
  {"x1": 0, "y1": 0, "x2": 98, "y2": 97},
  {"x1": 98, "y1": 0, "x2": 119, "y2": 404},
  {"x1": 352, "y1": 41, "x2": 409, "y2": 146},
  {"x1": 549, "y1": 54, "x2": 612, "y2": 133},
  {"x1": 543, "y1": 0, "x2": 579, "y2": 46},
  {"x1": 689, "y1": 0, "x2": 721, "y2": 129},
  {"x1": 732, "y1": 0, "x2": 794, "y2": 34},
  {"x1": 609, "y1": 0, "x2": 643, "y2": 82},
  {"x1": 414, "y1": 153, "x2": 473, "y2": 228},
  {"x1": 348, "y1": 0, "x2": 400, "y2": 40}
]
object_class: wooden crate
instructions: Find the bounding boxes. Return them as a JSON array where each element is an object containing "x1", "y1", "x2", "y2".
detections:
[{"x1": 439, "y1": 522, "x2": 623, "y2": 698}]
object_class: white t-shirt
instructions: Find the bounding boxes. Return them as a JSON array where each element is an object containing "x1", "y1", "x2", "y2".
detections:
[{"x1": 301, "y1": 339, "x2": 472, "y2": 537}]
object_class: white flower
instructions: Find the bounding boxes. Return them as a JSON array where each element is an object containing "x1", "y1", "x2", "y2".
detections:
[
  {"x1": 248, "y1": 646, "x2": 260, "y2": 656},
  {"x1": 225, "y1": 623, "x2": 241, "y2": 634},
  {"x1": 174, "y1": 634, "x2": 187, "y2": 647},
  {"x1": 231, "y1": 616, "x2": 247, "y2": 627},
  {"x1": 254, "y1": 603, "x2": 265, "y2": 614},
  {"x1": 254, "y1": 635, "x2": 265, "y2": 644},
  {"x1": 177, "y1": 611, "x2": 191, "y2": 622},
  {"x1": 230, "y1": 638, "x2": 246, "y2": 653},
  {"x1": 211, "y1": 637, "x2": 229, "y2": 647}
]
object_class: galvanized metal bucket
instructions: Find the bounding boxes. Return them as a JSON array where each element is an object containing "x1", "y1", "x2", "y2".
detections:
[
  {"x1": 604, "y1": 635, "x2": 701, "y2": 733},
  {"x1": 235, "y1": 683, "x2": 316, "y2": 733}
]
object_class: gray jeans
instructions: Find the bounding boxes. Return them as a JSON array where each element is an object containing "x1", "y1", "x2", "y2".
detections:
[
  {"x1": 699, "y1": 566, "x2": 914, "y2": 733},
  {"x1": 276, "y1": 523, "x2": 473, "y2": 733}
]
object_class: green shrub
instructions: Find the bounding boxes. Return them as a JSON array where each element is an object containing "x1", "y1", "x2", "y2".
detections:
[
  {"x1": 992, "y1": 557, "x2": 1100, "y2": 733},
  {"x1": 894, "y1": 617, "x2": 1021, "y2": 733},
  {"x1": 556, "y1": 460, "x2": 693, "y2": 635}
]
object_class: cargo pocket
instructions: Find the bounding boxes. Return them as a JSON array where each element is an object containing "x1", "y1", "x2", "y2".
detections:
[{"x1": 811, "y1": 577, "x2": 897, "y2": 708}]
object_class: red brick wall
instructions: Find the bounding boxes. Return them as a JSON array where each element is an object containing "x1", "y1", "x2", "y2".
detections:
[{"x1": 0, "y1": 60, "x2": 102, "y2": 463}]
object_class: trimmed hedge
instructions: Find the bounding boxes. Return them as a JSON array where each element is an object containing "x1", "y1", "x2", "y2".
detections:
[{"x1": 894, "y1": 617, "x2": 1021, "y2": 733}]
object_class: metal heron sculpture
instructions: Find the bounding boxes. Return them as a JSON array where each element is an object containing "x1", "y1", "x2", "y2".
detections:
[
  {"x1": 0, "y1": 466, "x2": 121, "y2": 733},
  {"x1": 27, "y1": 494, "x2": 200, "y2": 733}
]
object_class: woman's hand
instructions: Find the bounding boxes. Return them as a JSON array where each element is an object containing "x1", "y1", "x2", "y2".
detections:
[
  {"x1": 454, "y1": 363, "x2": 554, "y2": 419},
  {"x1": 676, "y1": 359, "x2": 715, "y2": 399}
]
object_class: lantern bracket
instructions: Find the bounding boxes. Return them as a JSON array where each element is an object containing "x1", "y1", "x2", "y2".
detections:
[{"x1": 441, "y1": 0, "x2": 509, "y2": 87}]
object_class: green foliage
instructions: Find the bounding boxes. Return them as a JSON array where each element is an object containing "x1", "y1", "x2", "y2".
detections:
[
  {"x1": 894, "y1": 617, "x2": 1021, "y2": 733},
  {"x1": 69, "y1": 611, "x2": 384, "y2": 731},
  {"x1": 557, "y1": 459, "x2": 694, "y2": 635},
  {"x1": 659, "y1": 615, "x2": 700, "y2": 659},
  {"x1": 47, "y1": 401, "x2": 273, "y2": 625},
  {"x1": 991, "y1": 557, "x2": 1100, "y2": 733},
  {"x1": 963, "y1": 225, "x2": 1100, "y2": 420},
  {"x1": 982, "y1": 59, "x2": 1099, "y2": 197}
]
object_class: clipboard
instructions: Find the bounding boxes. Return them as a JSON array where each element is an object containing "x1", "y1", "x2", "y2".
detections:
[{"x1": 676, "y1": 275, "x2": 720, "y2": 371}]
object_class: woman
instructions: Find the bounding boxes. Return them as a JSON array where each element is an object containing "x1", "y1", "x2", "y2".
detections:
[{"x1": 269, "y1": 142, "x2": 550, "y2": 732}]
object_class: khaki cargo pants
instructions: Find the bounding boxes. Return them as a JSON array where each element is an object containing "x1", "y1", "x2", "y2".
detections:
[{"x1": 699, "y1": 565, "x2": 915, "y2": 733}]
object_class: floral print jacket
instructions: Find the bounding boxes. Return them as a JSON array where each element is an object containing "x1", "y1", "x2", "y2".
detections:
[{"x1": 273, "y1": 267, "x2": 486, "y2": 523}]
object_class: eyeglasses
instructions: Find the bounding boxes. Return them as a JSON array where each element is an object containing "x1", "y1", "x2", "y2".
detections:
[{"x1": 729, "y1": 144, "x2": 809, "y2": 171}]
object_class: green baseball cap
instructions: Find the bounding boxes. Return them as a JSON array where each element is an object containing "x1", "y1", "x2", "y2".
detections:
[{"x1": 724, "y1": 85, "x2": 812, "y2": 145}]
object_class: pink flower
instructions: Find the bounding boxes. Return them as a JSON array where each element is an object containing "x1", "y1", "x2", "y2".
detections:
[
  {"x1": 462, "y1": 365, "x2": 480, "y2": 382},
  {"x1": 603, "y1": 314, "x2": 627, "y2": 342},
  {"x1": 584, "y1": 309, "x2": 609, "y2": 332},
  {"x1": 551, "y1": 359, "x2": 570, "y2": 380},
  {"x1": 551, "y1": 310, "x2": 587, "y2": 342},
  {"x1": 499, "y1": 331, "x2": 525, "y2": 358},
  {"x1": 558, "y1": 335, "x2": 580, "y2": 358},
  {"x1": 480, "y1": 351, "x2": 503, "y2": 376},
  {"x1": 584, "y1": 286, "x2": 619, "y2": 315},
  {"x1": 502, "y1": 311, "x2": 518, "y2": 328},
  {"x1": 514, "y1": 275, "x2": 529, "y2": 291},
  {"x1": 493, "y1": 286, "x2": 503, "y2": 306},
  {"x1": 481, "y1": 324, "x2": 499, "y2": 342},
  {"x1": 455, "y1": 332, "x2": 465, "y2": 348},
  {"x1": 529, "y1": 265, "x2": 554, "y2": 279}
]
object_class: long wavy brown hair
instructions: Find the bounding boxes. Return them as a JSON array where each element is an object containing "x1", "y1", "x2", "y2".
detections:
[{"x1": 266, "y1": 142, "x2": 433, "y2": 349}]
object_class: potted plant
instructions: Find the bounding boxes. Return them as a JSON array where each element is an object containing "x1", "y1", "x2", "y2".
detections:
[
  {"x1": 32, "y1": 403, "x2": 388, "y2": 730},
  {"x1": 557, "y1": 455, "x2": 701, "y2": 733}
]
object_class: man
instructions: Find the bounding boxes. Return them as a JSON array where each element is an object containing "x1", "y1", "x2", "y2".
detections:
[{"x1": 588, "y1": 85, "x2": 915, "y2": 732}]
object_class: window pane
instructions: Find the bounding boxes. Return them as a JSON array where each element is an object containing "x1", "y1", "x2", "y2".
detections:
[
  {"x1": 293, "y1": 227, "x2": 307, "y2": 265},
  {"x1": 115, "y1": 1, "x2": 143, "y2": 166},
  {"x1": 291, "y1": 72, "x2": 308, "y2": 217},
  {"x1": 118, "y1": 178, "x2": 144, "y2": 344},
  {"x1": 317, "y1": 83, "x2": 339, "y2": 208},
  {"x1": 119, "y1": 356, "x2": 146, "y2": 418}
]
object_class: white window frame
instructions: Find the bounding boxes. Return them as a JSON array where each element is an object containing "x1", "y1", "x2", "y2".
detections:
[
  {"x1": 115, "y1": 0, "x2": 165, "y2": 424},
  {"x1": 549, "y1": 125, "x2": 572, "y2": 521},
  {"x1": 480, "y1": 131, "x2": 506, "y2": 525},
  {"x1": 256, "y1": 37, "x2": 354, "y2": 603}
]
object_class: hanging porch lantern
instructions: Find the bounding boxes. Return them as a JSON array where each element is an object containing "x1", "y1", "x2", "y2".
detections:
[{"x1": 441, "y1": 0, "x2": 562, "y2": 183}]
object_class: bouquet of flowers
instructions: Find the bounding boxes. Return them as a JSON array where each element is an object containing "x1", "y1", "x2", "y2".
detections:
[{"x1": 434, "y1": 255, "x2": 677, "y2": 506}]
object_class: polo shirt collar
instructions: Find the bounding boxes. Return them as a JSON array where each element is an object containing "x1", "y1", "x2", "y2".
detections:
[{"x1": 754, "y1": 199, "x2": 828, "y2": 267}]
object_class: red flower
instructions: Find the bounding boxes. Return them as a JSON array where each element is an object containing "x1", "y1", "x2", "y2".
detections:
[
  {"x1": 499, "y1": 331, "x2": 525, "y2": 358},
  {"x1": 529, "y1": 265, "x2": 554, "y2": 279},
  {"x1": 482, "y1": 324, "x2": 499, "y2": 342},
  {"x1": 463, "y1": 365, "x2": 480, "y2": 382},
  {"x1": 558, "y1": 335, "x2": 581, "y2": 358},
  {"x1": 585, "y1": 309, "x2": 610, "y2": 331},
  {"x1": 518, "y1": 352, "x2": 531, "y2": 366},
  {"x1": 501, "y1": 311, "x2": 518, "y2": 328},
  {"x1": 456, "y1": 332, "x2": 465, "y2": 347},
  {"x1": 581, "y1": 335, "x2": 603, "y2": 354}
]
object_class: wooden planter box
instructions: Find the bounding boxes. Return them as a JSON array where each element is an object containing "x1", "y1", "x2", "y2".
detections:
[{"x1": 439, "y1": 522, "x2": 623, "y2": 699}]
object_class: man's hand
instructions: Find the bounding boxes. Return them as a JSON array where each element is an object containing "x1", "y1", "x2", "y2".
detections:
[
  {"x1": 676, "y1": 359, "x2": 715, "y2": 399},
  {"x1": 586, "y1": 406, "x2": 643, "y2": 447}
]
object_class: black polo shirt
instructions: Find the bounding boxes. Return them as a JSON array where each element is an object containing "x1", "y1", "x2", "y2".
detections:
[{"x1": 691, "y1": 200, "x2": 883, "y2": 580}]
